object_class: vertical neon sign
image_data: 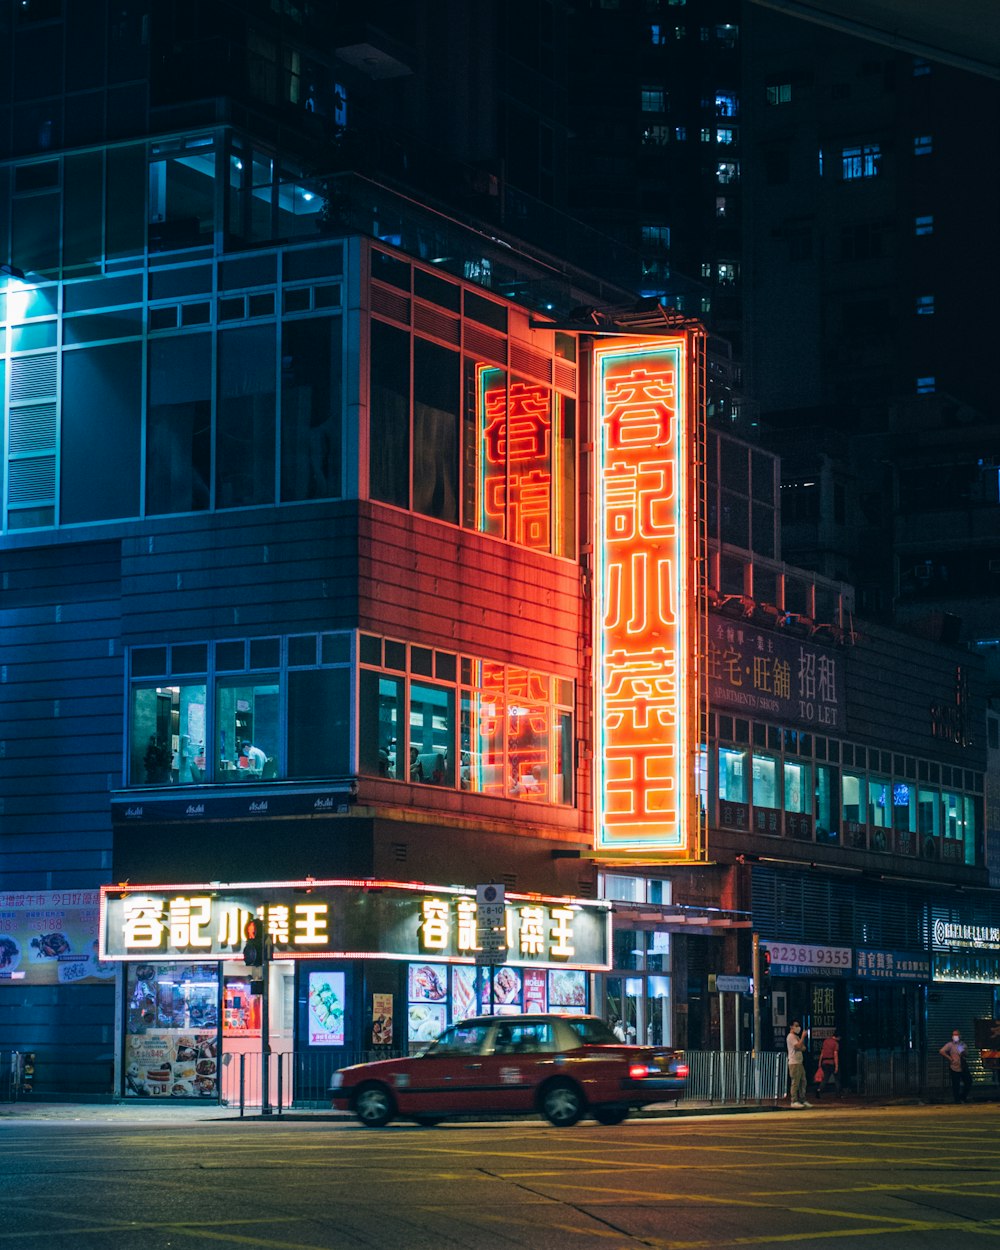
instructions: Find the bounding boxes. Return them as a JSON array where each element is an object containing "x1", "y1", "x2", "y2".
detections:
[
  {"x1": 477, "y1": 366, "x2": 553, "y2": 549},
  {"x1": 593, "y1": 335, "x2": 703, "y2": 856}
]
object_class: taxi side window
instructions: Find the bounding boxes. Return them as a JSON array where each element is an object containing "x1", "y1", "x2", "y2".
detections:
[
  {"x1": 428, "y1": 1024, "x2": 491, "y2": 1055},
  {"x1": 492, "y1": 1023, "x2": 554, "y2": 1055}
]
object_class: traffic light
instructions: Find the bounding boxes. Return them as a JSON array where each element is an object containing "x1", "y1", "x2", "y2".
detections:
[
  {"x1": 243, "y1": 918, "x2": 263, "y2": 967},
  {"x1": 759, "y1": 947, "x2": 772, "y2": 992}
]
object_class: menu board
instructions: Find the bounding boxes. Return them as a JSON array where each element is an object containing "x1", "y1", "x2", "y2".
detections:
[
  {"x1": 481, "y1": 966, "x2": 522, "y2": 1012},
  {"x1": 523, "y1": 969, "x2": 546, "y2": 1014},
  {"x1": 124, "y1": 1030, "x2": 219, "y2": 1098},
  {"x1": 372, "y1": 993, "x2": 393, "y2": 1046},
  {"x1": 307, "y1": 972, "x2": 346, "y2": 1046},
  {"x1": 451, "y1": 965, "x2": 477, "y2": 1022},
  {"x1": 549, "y1": 968, "x2": 587, "y2": 1009}
]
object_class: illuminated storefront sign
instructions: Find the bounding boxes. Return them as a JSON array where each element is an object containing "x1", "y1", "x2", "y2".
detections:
[
  {"x1": 593, "y1": 335, "x2": 704, "y2": 856},
  {"x1": 100, "y1": 881, "x2": 611, "y2": 969}
]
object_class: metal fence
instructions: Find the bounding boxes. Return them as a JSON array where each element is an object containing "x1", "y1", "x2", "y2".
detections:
[
  {"x1": 0, "y1": 1052, "x2": 30, "y2": 1103},
  {"x1": 681, "y1": 1050, "x2": 788, "y2": 1104},
  {"x1": 233, "y1": 1049, "x2": 407, "y2": 1114}
]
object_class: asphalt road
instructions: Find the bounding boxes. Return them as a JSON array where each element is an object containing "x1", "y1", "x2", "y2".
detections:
[{"x1": 2, "y1": 1105, "x2": 999, "y2": 1249}]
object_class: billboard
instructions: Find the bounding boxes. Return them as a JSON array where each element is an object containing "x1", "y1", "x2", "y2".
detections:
[{"x1": 592, "y1": 334, "x2": 705, "y2": 857}]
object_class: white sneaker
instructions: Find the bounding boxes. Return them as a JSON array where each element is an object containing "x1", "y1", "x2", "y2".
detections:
[
  {"x1": 802, "y1": 1101, "x2": 813, "y2": 1107},
  {"x1": 791, "y1": 1101, "x2": 805, "y2": 1108}
]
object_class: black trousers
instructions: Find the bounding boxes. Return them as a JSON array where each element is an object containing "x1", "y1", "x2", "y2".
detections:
[{"x1": 950, "y1": 1067, "x2": 973, "y2": 1102}]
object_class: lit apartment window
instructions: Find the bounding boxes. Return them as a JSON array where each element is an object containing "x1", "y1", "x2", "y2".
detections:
[
  {"x1": 701, "y1": 128, "x2": 712, "y2": 142},
  {"x1": 641, "y1": 87, "x2": 666, "y2": 112},
  {"x1": 674, "y1": 25, "x2": 686, "y2": 39},
  {"x1": 715, "y1": 92, "x2": 738, "y2": 117},
  {"x1": 915, "y1": 295, "x2": 935, "y2": 316},
  {"x1": 674, "y1": 126, "x2": 687, "y2": 141},
  {"x1": 915, "y1": 215, "x2": 934, "y2": 235},
  {"x1": 716, "y1": 161, "x2": 739, "y2": 183},
  {"x1": 766, "y1": 83, "x2": 792, "y2": 105},
  {"x1": 717, "y1": 261, "x2": 738, "y2": 285},
  {"x1": 913, "y1": 58, "x2": 931, "y2": 76},
  {"x1": 916, "y1": 376, "x2": 936, "y2": 394},
  {"x1": 642, "y1": 125, "x2": 671, "y2": 145},
  {"x1": 716, "y1": 127, "x2": 736, "y2": 145},
  {"x1": 914, "y1": 134, "x2": 933, "y2": 155},
  {"x1": 700, "y1": 296, "x2": 711, "y2": 314},
  {"x1": 716, "y1": 24, "x2": 738, "y2": 47},
  {"x1": 842, "y1": 144, "x2": 880, "y2": 179},
  {"x1": 716, "y1": 196, "x2": 727, "y2": 217},
  {"x1": 701, "y1": 261, "x2": 712, "y2": 278},
  {"x1": 650, "y1": 24, "x2": 667, "y2": 45}
]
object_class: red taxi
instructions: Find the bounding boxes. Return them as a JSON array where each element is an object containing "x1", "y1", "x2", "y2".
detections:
[{"x1": 330, "y1": 1013, "x2": 687, "y2": 1127}]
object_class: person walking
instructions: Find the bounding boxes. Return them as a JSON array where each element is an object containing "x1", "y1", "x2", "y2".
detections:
[
  {"x1": 787, "y1": 1019, "x2": 810, "y2": 1108},
  {"x1": 940, "y1": 1029, "x2": 973, "y2": 1103},
  {"x1": 814, "y1": 1029, "x2": 840, "y2": 1099}
]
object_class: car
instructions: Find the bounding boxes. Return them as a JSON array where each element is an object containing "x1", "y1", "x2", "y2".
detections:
[{"x1": 329, "y1": 1013, "x2": 687, "y2": 1128}]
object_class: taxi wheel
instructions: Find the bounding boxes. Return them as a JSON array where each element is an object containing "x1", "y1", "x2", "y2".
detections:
[
  {"x1": 592, "y1": 1106, "x2": 629, "y2": 1125},
  {"x1": 353, "y1": 1082, "x2": 396, "y2": 1127},
  {"x1": 540, "y1": 1079, "x2": 585, "y2": 1127}
]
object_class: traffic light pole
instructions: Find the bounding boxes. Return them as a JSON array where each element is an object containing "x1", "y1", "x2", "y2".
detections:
[
  {"x1": 752, "y1": 931, "x2": 761, "y2": 1056},
  {"x1": 261, "y1": 903, "x2": 272, "y2": 1116}
]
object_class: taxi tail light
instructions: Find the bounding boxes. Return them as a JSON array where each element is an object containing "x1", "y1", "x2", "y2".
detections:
[
  {"x1": 676, "y1": 1063, "x2": 690, "y2": 1079},
  {"x1": 628, "y1": 1063, "x2": 649, "y2": 1079}
]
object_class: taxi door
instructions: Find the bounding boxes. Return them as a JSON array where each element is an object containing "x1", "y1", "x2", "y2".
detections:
[{"x1": 463, "y1": 1021, "x2": 557, "y2": 1113}]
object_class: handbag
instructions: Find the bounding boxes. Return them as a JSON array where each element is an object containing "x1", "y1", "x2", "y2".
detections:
[{"x1": 814, "y1": 1065, "x2": 824, "y2": 1083}]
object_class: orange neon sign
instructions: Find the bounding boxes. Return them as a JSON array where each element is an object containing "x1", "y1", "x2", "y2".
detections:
[
  {"x1": 593, "y1": 336, "x2": 703, "y2": 856},
  {"x1": 478, "y1": 367, "x2": 553, "y2": 549}
]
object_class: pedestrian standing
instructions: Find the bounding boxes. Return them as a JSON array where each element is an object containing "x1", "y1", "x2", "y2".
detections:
[
  {"x1": 939, "y1": 1029, "x2": 973, "y2": 1103},
  {"x1": 787, "y1": 1019, "x2": 810, "y2": 1108},
  {"x1": 814, "y1": 1029, "x2": 840, "y2": 1099}
]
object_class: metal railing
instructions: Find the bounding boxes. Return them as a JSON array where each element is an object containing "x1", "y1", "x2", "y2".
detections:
[
  {"x1": 681, "y1": 1050, "x2": 788, "y2": 1104},
  {"x1": 233, "y1": 1049, "x2": 406, "y2": 1114},
  {"x1": 1, "y1": 1052, "x2": 29, "y2": 1103}
]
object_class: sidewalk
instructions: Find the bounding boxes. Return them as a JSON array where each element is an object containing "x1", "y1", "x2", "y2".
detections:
[{"x1": 2, "y1": 1089, "x2": 995, "y2": 1124}]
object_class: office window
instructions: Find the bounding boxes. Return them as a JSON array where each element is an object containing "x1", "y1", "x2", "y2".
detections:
[
  {"x1": 413, "y1": 338, "x2": 459, "y2": 524},
  {"x1": 130, "y1": 684, "x2": 208, "y2": 785},
  {"x1": 409, "y1": 682, "x2": 456, "y2": 786},
  {"x1": 815, "y1": 764, "x2": 837, "y2": 838},
  {"x1": 369, "y1": 319, "x2": 410, "y2": 508},
  {"x1": 753, "y1": 753, "x2": 779, "y2": 809},
  {"x1": 146, "y1": 333, "x2": 212, "y2": 515},
  {"x1": 280, "y1": 315, "x2": 343, "y2": 502},
  {"x1": 842, "y1": 144, "x2": 880, "y2": 180},
  {"x1": 913, "y1": 134, "x2": 933, "y2": 156},
  {"x1": 287, "y1": 668, "x2": 350, "y2": 780},
  {"x1": 149, "y1": 137, "x2": 217, "y2": 250},
  {"x1": 216, "y1": 325, "x2": 276, "y2": 508},
  {"x1": 915, "y1": 295, "x2": 935, "y2": 316},
  {"x1": 842, "y1": 771, "x2": 866, "y2": 823},
  {"x1": 784, "y1": 761, "x2": 810, "y2": 814},
  {"x1": 217, "y1": 679, "x2": 280, "y2": 780},
  {"x1": 62, "y1": 342, "x2": 142, "y2": 523},
  {"x1": 918, "y1": 787, "x2": 940, "y2": 836},
  {"x1": 868, "y1": 777, "x2": 891, "y2": 828}
]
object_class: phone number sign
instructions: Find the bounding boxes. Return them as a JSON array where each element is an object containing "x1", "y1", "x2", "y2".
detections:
[{"x1": 763, "y1": 941, "x2": 852, "y2": 977}]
